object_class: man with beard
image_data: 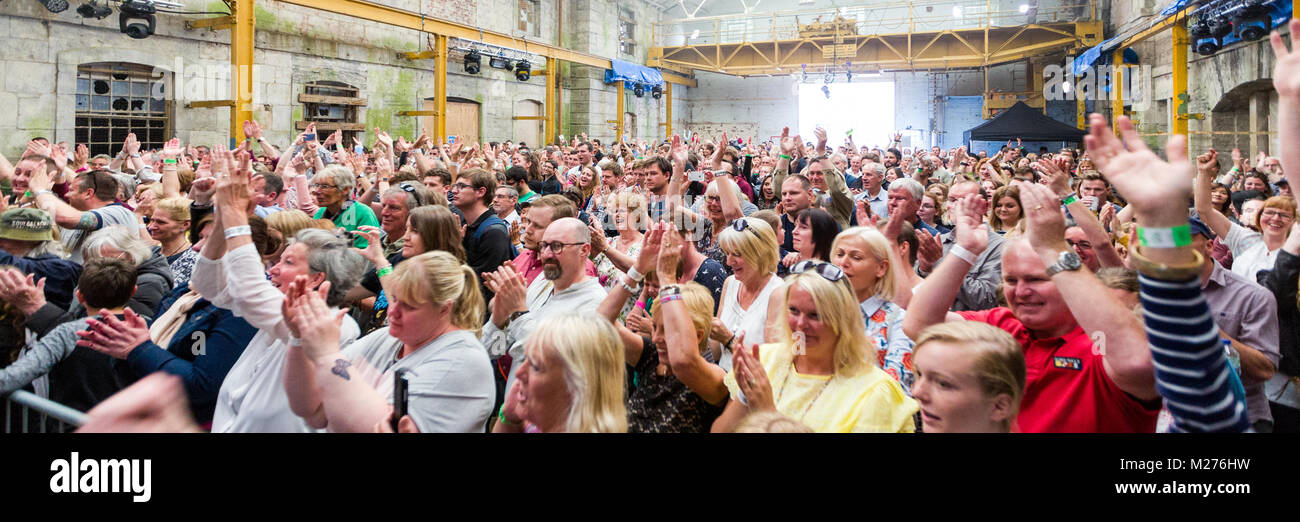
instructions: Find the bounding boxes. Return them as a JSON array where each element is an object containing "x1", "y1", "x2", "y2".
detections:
[
  {"x1": 510, "y1": 195, "x2": 598, "y2": 285},
  {"x1": 481, "y1": 217, "x2": 608, "y2": 396}
]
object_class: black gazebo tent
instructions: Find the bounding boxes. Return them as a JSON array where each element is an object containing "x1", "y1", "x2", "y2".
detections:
[{"x1": 963, "y1": 102, "x2": 1086, "y2": 146}]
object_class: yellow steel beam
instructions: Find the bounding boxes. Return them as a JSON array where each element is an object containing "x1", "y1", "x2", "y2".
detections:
[
  {"x1": 1172, "y1": 20, "x2": 1190, "y2": 144},
  {"x1": 1112, "y1": 49, "x2": 1124, "y2": 129},
  {"x1": 399, "y1": 111, "x2": 437, "y2": 116},
  {"x1": 1119, "y1": 5, "x2": 1196, "y2": 48},
  {"x1": 403, "y1": 50, "x2": 436, "y2": 60},
  {"x1": 545, "y1": 57, "x2": 557, "y2": 145},
  {"x1": 513, "y1": 116, "x2": 547, "y2": 121},
  {"x1": 187, "y1": 15, "x2": 233, "y2": 30},
  {"x1": 188, "y1": 100, "x2": 235, "y2": 108},
  {"x1": 434, "y1": 34, "x2": 448, "y2": 143},
  {"x1": 665, "y1": 82, "x2": 673, "y2": 139},
  {"x1": 230, "y1": 0, "x2": 254, "y2": 143},
  {"x1": 615, "y1": 81, "x2": 625, "y2": 143},
  {"x1": 1077, "y1": 90, "x2": 1086, "y2": 129}
]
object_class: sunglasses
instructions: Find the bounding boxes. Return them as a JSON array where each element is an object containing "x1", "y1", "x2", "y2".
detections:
[
  {"x1": 730, "y1": 218, "x2": 758, "y2": 235},
  {"x1": 791, "y1": 260, "x2": 846, "y2": 283}
]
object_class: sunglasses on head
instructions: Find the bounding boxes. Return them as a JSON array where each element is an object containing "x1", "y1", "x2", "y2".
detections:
[
  {"x1": 791, "y1": 260, "x2": 846, "y2": 283},
  {"x1": 730, "y1": 218, "x2": 758, "y2": 234}
]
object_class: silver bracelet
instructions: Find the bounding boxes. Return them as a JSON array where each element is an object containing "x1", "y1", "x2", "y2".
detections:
[
  {"x1": 224, "y1": 225, "x2": 252, "y2": 239},
  {"x1": 619, "y1": 275, "x2": 641, "y2": 295}
]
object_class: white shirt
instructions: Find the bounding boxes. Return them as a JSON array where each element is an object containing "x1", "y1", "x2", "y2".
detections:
[
  {"x1": 1224, "y1": 223, "x2": 1277, "y2": 284},
  {"x1": 62, "y1": 204, "x2": 140, "y2": 263},
  {"x1": 194, "y1": 243, "x2": 360, "y2": 433},
  {"x1": 480, "y1": 276, "x2": 607, "y2": 394},
  {"x1": 717, "y1": 274, "x2": 785, "y2": 372}
]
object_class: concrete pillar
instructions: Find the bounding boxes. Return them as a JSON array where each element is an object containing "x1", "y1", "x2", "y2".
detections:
[{"x1": 1250, "y1": 90, "x2": 1269, "y2": 157}]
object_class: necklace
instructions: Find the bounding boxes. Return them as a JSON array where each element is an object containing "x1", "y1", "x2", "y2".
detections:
[
  {"x1": 775, "y1": 360, "x2": 833, "y2": 422},
  {"x1": 163, "y1": 241, "x2": 192, "y2": 257}
]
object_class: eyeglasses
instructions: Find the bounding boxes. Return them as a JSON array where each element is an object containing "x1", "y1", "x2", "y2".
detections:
[
  {"x1": 791, "y1": 260, "x2": 846, "y2": 282},
  {"x1": 310, "y1": 183, "x2": 338, "y2": 190},
  {"x1": 539, "y1": 241, "x2": 585, "y2": 253},
  {"x1": 1261, "y1": 209, "x2": 1294, "y2": 220},
  {"x1": 453, "y1": 182, "x2": 473, "y2": 191}
]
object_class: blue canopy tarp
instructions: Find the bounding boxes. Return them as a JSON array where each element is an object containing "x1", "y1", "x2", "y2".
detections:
[{"x1": 605, "y1": 59, "x2": 665, "y2": 87}]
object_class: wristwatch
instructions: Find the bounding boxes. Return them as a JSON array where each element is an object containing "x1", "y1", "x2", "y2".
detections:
[
  {"x1": 505, "y1": 310, "x2": 529, "y2": 327},
  {"x1": 1045, "y1": 250, "x2": 1083, "y2": 277}
]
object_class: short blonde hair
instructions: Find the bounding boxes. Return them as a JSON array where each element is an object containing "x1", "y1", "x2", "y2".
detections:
[
  {"x1": 650, "y1": 282, "x2": 713, "y2": 354},
  {"x1": 775, "y1": 271, "x2": 871, "y2": 378},
  {"x1": 526, "y1": 314, "x2": 627, "y2": 433},
  {"x1": 386, "y1": 251, "x2": 485, "y2": 335},
  {"x1": 154, "y1": 197, "x2": 192, "y2": 222},
  {"x1": 265, "y1": 209, "x2": 314, "y2": 240},
  {"x1": 830, "y1": 226, "x2": 897, "y2": 301},
  {"x1": 912, "y1": 322, "x2": 1026, "y2": 430},
  {"x1": 718, "y1": 217, "x2": 779, "y2": 276},
  {"x1": 606, "y1": 191, "x2": 648, "y2": 230}
]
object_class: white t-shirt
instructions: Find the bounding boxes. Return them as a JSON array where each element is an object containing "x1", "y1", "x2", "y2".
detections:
[
  {"x1": 61, "y1": 204, "x2": 140, "y2": 263},
  {"x1": 717, "y1": 274, "x2": 785, "y2": 372},
  {"x1": 1224, "y1": 223, "x2": 1277, "y2": 283}
]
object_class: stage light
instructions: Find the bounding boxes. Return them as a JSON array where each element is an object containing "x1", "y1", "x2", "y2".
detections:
[
  {"x1": 823, "y1": 72, "x2": 833, "y2": 84},
  {"x1": 821, "y1": 85, "x2": 830, "y2": 99},
  {"x1": 464, "y1": 50, "x2": 481, "y2": 74},
  {"x1": 515, "y1": 60, "x2": 531, "y2": 81},
  {"x1": 37, "y1": 0, "x2": 70, "y2": 13},
  {"x1": 651, "y1": 84, "x2": 663, "y2": 99},
  {"x1": 76, "y1": 1, "x2": 112, "y2": 18},
  {"x1": 489, "y1": 54, "x2": 514, "y2": 71},
  {"x1": 633, "y1": 83, "x2": 645, "y2": 97},
  {"x1": 1232, "y1": 1, "x2": 1271, "y2": 42},
  {"x1": 119, "y1": 0, "x2": 156, "y2": 40}
]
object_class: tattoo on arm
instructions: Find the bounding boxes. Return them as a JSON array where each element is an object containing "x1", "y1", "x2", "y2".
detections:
[
  {"x1": 75, "y1": 212, "x2": 99, "y2": 230},
  {"x1": 330, "y1": 359, "x2": 352, "y2": 381}
]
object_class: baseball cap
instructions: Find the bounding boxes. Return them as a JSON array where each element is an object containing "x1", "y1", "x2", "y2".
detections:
[
  {"x1": 1188, "y1": 217, "x2": 1213, "y2": 239},
  {"x1": 0, "y1": 208, "x2": 55, "y2": 242}
]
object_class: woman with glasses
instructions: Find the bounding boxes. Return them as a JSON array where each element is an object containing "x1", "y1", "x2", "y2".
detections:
[
  {"x1": 1195, "y1": 150, "x2": 1296, "y2": 281},
  {"x1": 712, "y1": 217, "x2": 784, "y2": 372},
  {"x1": 310, "y1": 164, "x2": 379, "y2": 249},
  {"x1": 590, "y1": 192, "x2": 646, "y2": 301},
  {"x1": 694, "y1": 176, "x2": 747, "y2": 269},
  {"x1": 711, "y1": 260, "x2": 918, "y2": 433}
]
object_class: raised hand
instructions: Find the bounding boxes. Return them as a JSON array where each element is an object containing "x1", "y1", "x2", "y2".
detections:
[
  {"x1": 670, "y1": 134, "x2": 689, "y2": 166},
  {"x1": 1015, "y1": 181, "x2": 1068, "y2": 254},
  {"x1": 287, "y1": 279, "x2": 345, "y2": 360},
  {"x1": 73, "y1": 143, "x2": 90, "y2": 168},
  {"x1": 949, "y1": 194, "x2": 989, "y2": 256},
  {"x1": 76, "y1": 373, "x2": 200, "y2": 433},
  {"x1": 657, "y1": 223, "x2": 683, "y2": 284},
  {"x1": 1196, "y1": 149, "x2": 1220, "y2": 178},
  {"x1": 1272, "y1": 19, "x2": 1300, "y2": 99},
  {"x1": 733, "y1": 334, "x2": 775, "y2": 411},
  {"x1": 349, "y1": 226, "x2": 386, "y2": 265},
  {"x1": 160, "y1": 138, "x2": 184, "y2": 160},
  {"x1": 1083, "y1": 114, "x2": 1191, "y2": 227},
  {"x1": 123, "y1": 133, "x2": 141, "y2": 155},
  {"x1": 0, "y1": 268, "x2": 47, "y2": 316},
  {"x1": 814, "y1": 126, "x2": 828, "y2": 155},
  {"x1": 779, "y1": 127, "x2": 798, "y2": 156}
]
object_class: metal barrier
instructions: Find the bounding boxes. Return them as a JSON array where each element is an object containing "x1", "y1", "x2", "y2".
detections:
[{"x1": 3, "y1": 390, "x2": 87, "y2": 433}]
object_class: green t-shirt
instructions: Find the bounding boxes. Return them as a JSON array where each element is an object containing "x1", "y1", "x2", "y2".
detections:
[{"x1": 315, "y1": 201, "x2": 380, "y2": 249}]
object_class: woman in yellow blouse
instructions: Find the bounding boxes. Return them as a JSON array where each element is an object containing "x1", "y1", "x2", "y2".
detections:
[{"x1": 710, "y1": 261, "x2": 918, "y2": 433}]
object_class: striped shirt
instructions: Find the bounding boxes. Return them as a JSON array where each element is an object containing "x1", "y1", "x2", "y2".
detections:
[{"x1": 1139, "y1": 273, "x2": 1251, "y2": 433}]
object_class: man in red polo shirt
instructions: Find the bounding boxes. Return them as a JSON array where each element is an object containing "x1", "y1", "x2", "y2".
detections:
[{"x1": 904, "y1": 187, "x2": 1159, "y2": 433}]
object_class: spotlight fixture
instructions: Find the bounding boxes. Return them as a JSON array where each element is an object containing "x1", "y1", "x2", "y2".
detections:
[
  {"x1": 489, "y1": 53, "x2": 514, "y2": 71},
  {"x1": 37, "y1": 0, "x2": 71, "y2": 13},
  {"x1": 118, "y1": 0, "x2": 157, "y2": 40},
  {"x1": 464, "y1": 50, "x2": 481, "y2": 74},
  {"x1": 1191, "y1": 16, "x2": 1233, "y2": 56},
  {"x1": 823, "y1": 72, "x2": 833, "y2": 84},
  {"x1": 76, "y1": 1, "x2": 112, "y2": 19},
  {"x1": 801, "y1": 63, "x2": 808, "y2": 82},
  {"x1": 515, "y1": 60, "x2": 531, "y2": 81},
  {"x1": 651, "y1": 84, "x2": 663, "y2": 99},
  {"x1": 845, "y1": 61, "x2": 852, "y2": 82},
  {"x1": 821, "y1": 85, "x2": 830, "y2": 99},
  {"x1": 1232, "y1": 1, "x2": 1271, "y2": 42},
  {"x1": 633, "y1": 83, "x2": 645, "y2": 97}
]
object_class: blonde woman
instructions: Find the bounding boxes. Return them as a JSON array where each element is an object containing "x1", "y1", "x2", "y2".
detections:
[
  {"x1": 283, "y1": 250, "x2": 495, "y2": 433},
  {"x1": 1196, "y1": 150, "x2": 1296, "y2": 281},
  {"x1": 590, "y1": 191, "x2": 646, "y2": 296},
  {"x1": 149, "y1": 197, "x2": 198, "y2": 286},
  {"x1": 711, "y1": 263, "x2": 919, "y2": 433},
  {"x1": 712, "y1": 217, "x2": 784, "y2": 372},
  {"x1": 495, "y1": 314, "x2": 627, "y2": 433},
  {"x1": 910, "y1": 322, "x2": 1025, "y2": 433},
  {"x1": 831, "y1": 226, "x2": 916, "y2": 392},
  {"x1": 264, "y1": 209, "x2": 313, "y2": 265}
]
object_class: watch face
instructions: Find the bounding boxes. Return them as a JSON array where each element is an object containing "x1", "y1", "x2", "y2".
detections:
[{"x1": 1060, "y1": 250, "x2": 1082, "y2": 270}]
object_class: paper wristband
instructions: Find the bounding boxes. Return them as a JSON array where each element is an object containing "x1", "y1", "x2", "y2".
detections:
[
  {"x1": 1060, "y1": 194, "x2": 1078, "y2": 206},
  {"x1": 1137, "y1": 225, "x2": 1192, "y2": 248},
  {"x1": 162, "y1": 158, "x2": 178, "y2": 165},
  {"x1": 376, "y1": 266, "x2": 393, "y2": 278},
  {"x1": 223, "y1": 225, "x2": 252, "y2": 239},
  {"x1": 951, "y1": 244, "x2": 978, "y2": 265}
]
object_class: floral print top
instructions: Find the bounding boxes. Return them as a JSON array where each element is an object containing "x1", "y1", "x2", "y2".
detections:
[{"x1": 860, "y1": 296, "x2": 916, "y2": 396}]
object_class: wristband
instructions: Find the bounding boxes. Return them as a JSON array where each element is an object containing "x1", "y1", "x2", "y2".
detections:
[
  {"x1": 32, "y1": 189, "x2": 54, "y2": 197},
  {"x1": 658, "y1": 294, "x2": 683, "y2": 303},
  {"x1": 162, "y1": 158, "x2": 178, "y2": 165},
  {"x1": 618, "y1": 276, "x2": 640, "y2": 295},
  {"x1": 224, "y1": 225, "x2": 252, "y2": 239},
  {"x1": 1060, "y1": 194, "x2": 1078, "y2": 206},
  {"x1": 1137, "y1": 224, "x2": 1193, "y2": 248},
  {"x1": 951, "y1": 244, "x2": 978, "y2": 265},
  {"x1": 498, "y1": 407, "x2": 516, "y2": 427},
  {"x1": 780, "y1": 154, "x2": 792, "y2": 160},
  {"x1": 626, "y1": 266, "x2": 646, "y2": 282},
  {"x1": 376, "y1": 266, "x2": 393, "y2": 278}
]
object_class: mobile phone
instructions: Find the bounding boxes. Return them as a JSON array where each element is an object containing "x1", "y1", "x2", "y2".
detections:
[
  {"x1": 449, "y1": 136, "x2": 457, "y2": 144},
  {"x1": 303, "y1": 133, "x2": 317, "y2": 142},
  {"x1": 687, "y1": 170, "x2": 706, "y2": 182},
  {"x1": 391, "y1": 369, "x2": 410, "y2": 432},
  {"x1": 354, "y1": 145, "x2": 364, "y2": 154}
]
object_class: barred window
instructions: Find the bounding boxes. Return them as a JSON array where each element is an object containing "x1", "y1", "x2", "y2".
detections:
[{"x1": 75, "y1": 63, "x2": 170, "y2": 157}]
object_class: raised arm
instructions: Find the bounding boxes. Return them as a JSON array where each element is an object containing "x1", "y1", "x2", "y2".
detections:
[
  {"x1": 657, "y1": 226, "x2": 728, "y2": 405},
  {"x1": 902, "y1": 195, "x2": 987, "y2": 339},
  {"x1": 1194, "y1": 149, "x2": 1233, "y2": 239},
  {"x1": 1039, "y1": 157, "x2": 1123, "y2": 268},
  {"x1": 1273, "y1": 22, "x2": 1300, "y2": 191}
]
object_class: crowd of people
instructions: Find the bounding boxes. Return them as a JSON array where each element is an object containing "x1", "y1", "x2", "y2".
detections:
[{"x1": 3, "y1": 21, "x2": 1299, "y2": 434}]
